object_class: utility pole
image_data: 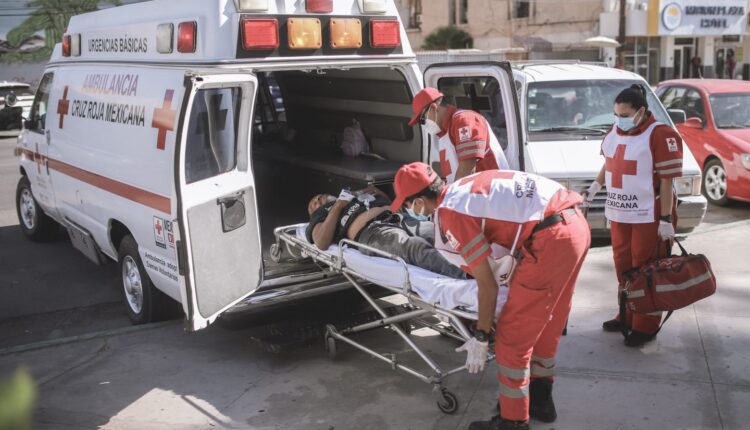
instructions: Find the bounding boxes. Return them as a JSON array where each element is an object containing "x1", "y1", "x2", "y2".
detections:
[{"x1": 617, "y1": 0, "x2": 627, "y2": 68}]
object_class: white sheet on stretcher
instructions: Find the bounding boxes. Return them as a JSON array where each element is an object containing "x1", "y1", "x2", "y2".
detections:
[{"x1": 295, "y1": 225, "x2": 507, "y2": 314}]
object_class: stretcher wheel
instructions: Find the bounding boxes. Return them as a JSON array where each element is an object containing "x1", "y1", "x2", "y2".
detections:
[
  {"x1": 269, "y1": 243, "x2": 283, "y2": 263},
  {"x1": 437, "y1": 389, "x2": 459, "y2": 414},
  {"x1": 325, "y1": 335, "x2": 337, "y2": 360}
]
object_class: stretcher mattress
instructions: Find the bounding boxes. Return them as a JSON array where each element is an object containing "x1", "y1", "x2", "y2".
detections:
[{"x1": 294, "y1": 225, "x2": 507, "y2": 314}]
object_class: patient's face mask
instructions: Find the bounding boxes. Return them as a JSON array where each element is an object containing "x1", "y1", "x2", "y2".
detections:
[{"x1": 405, "y1": 199, "x2": 429, "y2": 221}]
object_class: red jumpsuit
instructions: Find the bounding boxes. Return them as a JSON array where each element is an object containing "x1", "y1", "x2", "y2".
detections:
[
  {"x1": 437, "y1": 170, "x2": 590, "y2": 422},
  {"x1": 602, "y1": 114, "x2": 683, "y2": 334}
]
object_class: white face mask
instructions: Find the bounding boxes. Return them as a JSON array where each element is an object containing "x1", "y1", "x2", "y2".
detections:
[{"x1": 423, "y1": 118, "x2": 442, "y2": 135}]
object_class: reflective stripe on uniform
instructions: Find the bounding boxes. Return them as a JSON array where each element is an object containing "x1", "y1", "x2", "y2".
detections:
[
  {"x1": 457, "y1": 149, "x2": 484, "y2": 158},
  {"x1": 499, "y1": 383, "x2": 529, "y2": 399},
  {"x1": 464, "y1": 243, "x2": 490, "y2": 264},
  {"x1": 655, "y1": 159, "x2": 682, "y2": 168},
  {"x1": 655, "y1": 271, "x2": 712, "y2": 292},
  {"x1": 460, "y1": 234, "x2": 485, "y2": 256},
  {"x1": 531, "y1": 355, "x2": 555, "y2": 367},
  {"x1": 627, "y1": 289, "x2": 646, "y2": 298},
  {"x1": 498, "y1": 364, "x2": 530, "y2": 380},
  {"x1": 456, "y1": 141, "x2": 484, "y2": 151},
  {"x1": 530, "y1": 364, "x2": 555, "y2": 377},
  {"x1": 656, "y1": 167, "x2": 682, "y2": 175}
]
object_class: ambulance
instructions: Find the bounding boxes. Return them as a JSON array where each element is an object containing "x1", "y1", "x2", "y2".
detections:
[{"x1": 12, "y1": 0, "x2": 527, "y2": 331}]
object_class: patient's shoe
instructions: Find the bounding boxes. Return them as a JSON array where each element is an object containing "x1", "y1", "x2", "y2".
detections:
[{"x1": 469, "y1": 415, "x2": 529, "y2": 430}]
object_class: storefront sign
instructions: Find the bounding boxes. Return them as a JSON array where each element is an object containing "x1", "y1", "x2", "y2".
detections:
[{"x1": 658, "y1": 0, "x2": 747, "y2": 35}]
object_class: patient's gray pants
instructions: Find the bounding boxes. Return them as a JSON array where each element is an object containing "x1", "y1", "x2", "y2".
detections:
[{"x1": 357, "y1": 220, "x2": 466, "y2": 279}]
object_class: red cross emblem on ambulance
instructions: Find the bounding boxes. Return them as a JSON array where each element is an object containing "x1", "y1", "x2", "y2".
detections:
[
  {"x1": 152, "y1": 90, "x2": 176, "y2": 150},
  {"x1": 57, "y1": 86, "x2": 70, "y2": 129}
]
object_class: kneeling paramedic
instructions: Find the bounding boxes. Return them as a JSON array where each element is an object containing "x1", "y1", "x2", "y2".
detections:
[
  {"x1": 307, "y1": 186, "x2": 465, "y2": 279},
  {"x1": 391, "y1": 163, "x2": 591, "y2": 430}
]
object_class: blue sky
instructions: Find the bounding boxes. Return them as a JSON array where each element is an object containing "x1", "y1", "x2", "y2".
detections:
[{"x1": 0, "y1": 0, "x2": 148, "y2": 39}]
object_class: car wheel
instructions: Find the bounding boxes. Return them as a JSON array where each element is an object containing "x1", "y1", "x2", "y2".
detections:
[
  {"x1": 702, "y1": 159, "x2": 729, "y2": 206},
  {"x1": 118, "y1": 235, "x2": 167, "y2": 325},
  {"x1": 15, "y1": 176, "x2": 58, "y2": 241}
]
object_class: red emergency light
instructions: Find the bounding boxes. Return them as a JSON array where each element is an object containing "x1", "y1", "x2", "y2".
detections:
[
  {"x1": 241, "y1": 18, "x2": 279, "y2": 50},
  {"x1": 62, "y1": 34, "x2": 71, "y2": 57},
  {"x1": 370, "y1": 19, "x2": 400, "y2": 48},
  {"x1": 306, "y1": 0, "x2": 333, "y2": 13},
  {"x1": 177, "y1": 21, "x2": 197, "y2": 53}
]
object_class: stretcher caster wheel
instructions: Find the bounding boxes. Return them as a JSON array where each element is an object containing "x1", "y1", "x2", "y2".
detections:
[
  {"x1": 269, "y1": 243, "x2": 282, "y2": 263},
  {"x1": 325, "y1": 335, "x2": 337, "y2": 360},
  {"x1": 436, "y1": 389, "x2": 459, "y2": 414}
]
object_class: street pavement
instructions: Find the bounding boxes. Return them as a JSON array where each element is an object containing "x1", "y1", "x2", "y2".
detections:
[{"x1": 1, "y1": 136, "x2": 750, "y2": 429}]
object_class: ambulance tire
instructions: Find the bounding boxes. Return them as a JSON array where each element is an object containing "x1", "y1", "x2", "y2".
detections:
[
  {"x1": 118, "y1": 235, "x2": 167, "y2": 325},
  {"x1": 16, "y1": 176, "x2": 58, "y2": 242}
]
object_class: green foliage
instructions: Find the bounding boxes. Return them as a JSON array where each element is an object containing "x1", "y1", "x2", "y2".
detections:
[
  {"x1": 422, "y1": 26, "x2": 474, "y2": 50},
  {"x1": 3, "y1": 0, "x2": 122, "y2": 63}
]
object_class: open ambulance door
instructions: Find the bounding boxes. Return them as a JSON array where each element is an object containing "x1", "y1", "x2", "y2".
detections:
[
  {"x1": 175, "y1": 73, "x2": 262, "y2": 331},
  {"x1": 423, "y1": 62, "x2": 524, "y2": 171}
]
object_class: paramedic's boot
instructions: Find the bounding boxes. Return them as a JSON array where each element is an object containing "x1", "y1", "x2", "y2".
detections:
[
  {"x1": 624, "y1": 330, "x2": 657, "y2": 347},
  {"x1": 468, "y1": 415, "x2": 529, "y2": 430},
  {"x1": 602, "y1": 318, "x2": 623, "y2": 332},
  {"x1": 528, "y1": 377, "x2": 557, "y2": 423}
]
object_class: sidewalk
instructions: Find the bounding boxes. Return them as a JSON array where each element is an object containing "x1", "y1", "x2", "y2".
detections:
[{"x1": 1, "y1": 223, "x2": 748, "y2": 430}]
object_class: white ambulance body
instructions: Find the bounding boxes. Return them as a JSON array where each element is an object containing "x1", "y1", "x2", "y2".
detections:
[{"x1": 14, "y1": 0, "x2": 525, "y2": 331}]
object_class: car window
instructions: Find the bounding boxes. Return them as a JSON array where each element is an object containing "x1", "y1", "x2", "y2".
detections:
[
  {"x1": 684, "y1": 89, "x2": 706, "y2": 123},
  {"x1": 525, "y1": 79, "x2": 670, "y2": 141},
  {"x1": 28, "y1": 73, "x2": 53, "y2": 133},
  {"x1": 709, "y1": 93, "x2": 750, "y2": 129},
  {"x1": 659, "y1": 87, "x2": 687, "y2": 110}
]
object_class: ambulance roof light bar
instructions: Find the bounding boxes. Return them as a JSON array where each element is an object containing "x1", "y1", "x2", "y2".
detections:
[
  {"x1": 156, "y1": 23, "x2": 174, "y2": 54},
  {"x1": 62, "y1": 34, "x2": 71, "y2": 57},
  {"x1": 241, "y1": 18, "x2": 279, "y2": 50},
  {"x1": 235, "y1": 0, "x2": 269, "y2": 12},
  {"x1": 306, "y1": 0, "x2": 333, "y2": 13},
  {"x1": 177, "y1": 21, "x2": 197, "y2": 53},
  {"x1": 70, "y1": 33, "x2": 81, "y2": 56},
  {"x1": 370, "y1": 19, "x2": 400, "y2": 48},
  {"x1": 358, "y1": 0, "x2": 388, "y2": 14}
]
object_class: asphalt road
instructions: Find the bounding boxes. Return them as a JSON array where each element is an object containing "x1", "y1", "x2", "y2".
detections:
[{"x1": 1, "y1": 136, "x2": 749, "y2": 349}]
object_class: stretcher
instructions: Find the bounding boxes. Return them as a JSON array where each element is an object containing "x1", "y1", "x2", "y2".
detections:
[{"x1": 271, "y1": 223, "x2": 508, "y2": 414}]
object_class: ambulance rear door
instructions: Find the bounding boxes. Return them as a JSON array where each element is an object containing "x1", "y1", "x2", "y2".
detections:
[
  {"x1": 175, "y1": 72, "x2": 262, "y2": 331},
  {"x1": 423, "y1": 62, "x2": 524, "y2": 171}
]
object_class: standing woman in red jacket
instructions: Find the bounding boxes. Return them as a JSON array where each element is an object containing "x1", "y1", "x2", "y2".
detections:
[{"x1": 583, "y1": 84, "x2": 683, "y2": 347}]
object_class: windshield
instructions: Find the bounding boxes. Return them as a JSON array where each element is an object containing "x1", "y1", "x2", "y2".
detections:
[
  {"x1": 526, "y1": 79, "x2": 670, "y2": 140},
  {"x1": 0, "y1": 86, "x2": 33, "y2": 97},
  {"x1": 709, "y1": 93, "x2": 750, "y2": 129}
]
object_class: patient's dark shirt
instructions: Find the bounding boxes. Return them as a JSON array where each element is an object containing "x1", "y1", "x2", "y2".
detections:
[{"x1": 305, "y1": 194, "x2": 390, "y2": 244}]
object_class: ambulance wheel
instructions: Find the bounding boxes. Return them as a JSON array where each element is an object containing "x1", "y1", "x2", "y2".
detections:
[
  {"x1": 16, "y1": 176, "x2": 58, "y2": 242},
  {"x1": 437, "y1": 389, "x2": 459, "y2": 414},
  {"x1": 703, "y1": 159, "x2": 729, "y2": 206},
  {"x1": 118, "y1": 235, "x2": 164, "y2": 325}
]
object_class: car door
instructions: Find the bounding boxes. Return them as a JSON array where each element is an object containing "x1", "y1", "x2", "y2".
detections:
[
  {"x1": 18, "y1": 71, "x2": 60, "y2": 219},
  {"x1": 423, "y1": 62, "x2": 523, "y2": 171},
  {"x1": 175, "y1": 73, "x2": 263, "y2": 331}
]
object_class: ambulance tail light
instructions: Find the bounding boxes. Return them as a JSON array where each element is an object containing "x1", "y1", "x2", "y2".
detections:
[
  {"x1": 306, "y1": 0, "x2": 333, "y2": 13},
  {"x1": 359, "y1": 0, "x2": 388, "y2": 13},
  {"x1": 157, "y1": 23, "x2": 174, "y2": 53},
  {"x1": 241, "y1": 18, "x2": 279, "y2": 50},
  {"x1": 235, "y1": 0, "x2": 269, "y2": 12},
  {"x1": 370, "y1": 19, "x2": 400, "y2": 48},
  {"x1": 177, "y1": 21, "x2": 197, "y2": 53},
  {"x1": 287, "y1": 18, "x2": 322, "y2": 50},
  {"x1": 70, "y1": 33, "x2": 81, "y2": 56},
  {"x1": 62, "y1": 34, "x2": 71, "y2": 57},
  {"x1": 330, "y1": 18, "x2": 362, "y2": 49}
]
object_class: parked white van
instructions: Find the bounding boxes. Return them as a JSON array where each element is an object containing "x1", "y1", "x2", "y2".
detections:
[{"x1": 11, "y1": 0, "x2": 530, "y2": 331}]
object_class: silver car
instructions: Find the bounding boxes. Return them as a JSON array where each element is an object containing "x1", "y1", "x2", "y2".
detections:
[{"x1": 0, "y1": 81, "x2": 35, "y2": 136}]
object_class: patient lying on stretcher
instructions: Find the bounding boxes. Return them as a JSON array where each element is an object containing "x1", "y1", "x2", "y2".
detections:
[{"x1": 306, "y1": 186, "x2": 466, "y2": 279}]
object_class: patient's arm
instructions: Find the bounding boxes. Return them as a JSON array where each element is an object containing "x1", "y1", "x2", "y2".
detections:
[
  {"x1": 356, "y1": 185, "x2": 389, "y2": 201},
  {"x1": 471, "y1": 257, "x2": 499, "y2": 334},
  {"x1": 312, "y1": 200, "x2": 348, "y2": 250}
]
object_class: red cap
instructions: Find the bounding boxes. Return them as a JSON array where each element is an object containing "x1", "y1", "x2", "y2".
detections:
[
  {"x1": 408, "y1": 87, "x2": 444, "y2": 126},
  {"x1": 391, "y1": 162, "x2": 438, "y2": 211}
]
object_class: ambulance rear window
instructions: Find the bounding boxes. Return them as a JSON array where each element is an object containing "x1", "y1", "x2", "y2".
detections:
[{"x1": 185, "y1": 87, "x2": 241, "y2": 183}]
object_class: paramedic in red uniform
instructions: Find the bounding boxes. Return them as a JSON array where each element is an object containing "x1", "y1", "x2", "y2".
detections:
[
  {"x1": 583, "y1": 84, "x2": 682, "y2": 347},
  {"x1": 408, "y1": 87, "x2": 509, "y2": 183},
  {"x1": 391, "y1": 163, "x2": 590, "y2": 430}
]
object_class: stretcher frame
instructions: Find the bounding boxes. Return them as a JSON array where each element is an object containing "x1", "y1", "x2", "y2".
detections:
[{"x1": 273, "y1": 223, "x2": 495, "y2": 414}]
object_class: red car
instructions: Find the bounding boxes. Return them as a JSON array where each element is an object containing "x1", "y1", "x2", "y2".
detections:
[{"x1": 657, "y1": 79, "x2": 750, "y2": 205}]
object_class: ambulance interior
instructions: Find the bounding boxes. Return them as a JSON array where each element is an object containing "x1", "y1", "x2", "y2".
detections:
[{"x1": 250, "y1": 66, "x2": 419, "y2": 275}]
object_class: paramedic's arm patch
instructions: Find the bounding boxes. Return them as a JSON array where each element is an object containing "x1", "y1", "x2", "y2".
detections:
[
  {"x1": 437, "y1": 208, "x2": 491, "y2": 270},
  {"x1": 449, "y1": 111, "x2": 488, "y2": 162},
  {"x1": 651, "y1": 125, "x2": 684, "y2": 179}
]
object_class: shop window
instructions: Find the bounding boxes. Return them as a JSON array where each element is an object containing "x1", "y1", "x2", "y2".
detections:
[
  {"x1": 459, "y1": 0, "x2": 468, "y2": 24},
  {"x1": 514, "y1": 0, "x2": 530, "y2": 18},
  {"x1": 448, "y1": 0, "x2": 456, "y2": 25}
]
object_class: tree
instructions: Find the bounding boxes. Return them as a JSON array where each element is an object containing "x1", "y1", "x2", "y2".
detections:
[
  {"x1": 5, "y1": 0, "x2": 121, "y2": 62},
  {"x1": 422, "y1": 26, "x2": 473, "y2": 50}
]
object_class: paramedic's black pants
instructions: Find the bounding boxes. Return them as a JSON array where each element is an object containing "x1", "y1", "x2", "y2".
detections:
[{"x1": 357, "y1": 221, "x2": 466, "y2": 279}]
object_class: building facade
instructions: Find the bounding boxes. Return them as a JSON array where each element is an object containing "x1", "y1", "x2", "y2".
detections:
[{"x1": 600, "y1": 0, "x2": 750, "y2": 83}]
